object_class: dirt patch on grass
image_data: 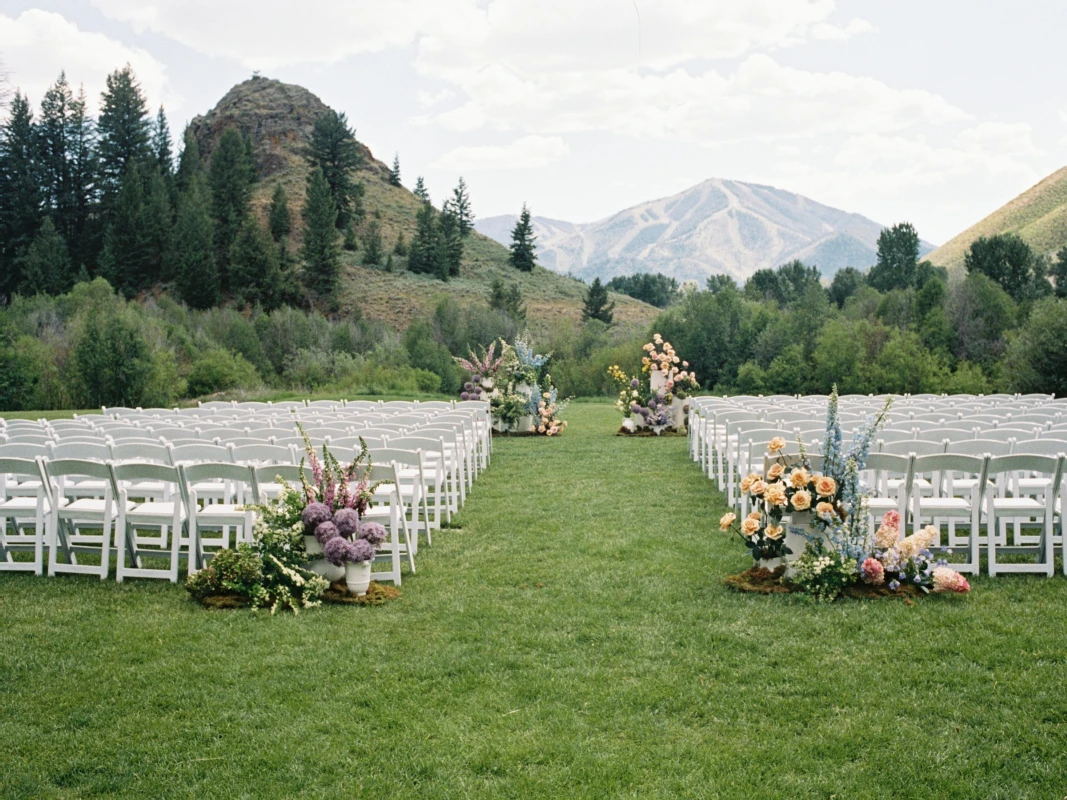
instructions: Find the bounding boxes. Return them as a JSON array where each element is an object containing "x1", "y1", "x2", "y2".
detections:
[
  {"x1": 725, "y1": 566, "x2": 926, "y2": 602},
  {"x1": 323, "y1": 581, "x2": 401, "y2": 606}
]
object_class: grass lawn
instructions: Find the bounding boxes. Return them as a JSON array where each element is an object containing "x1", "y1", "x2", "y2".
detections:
[{"x1": 2, "y1": 402, "x2": 1067, "y2": 798}]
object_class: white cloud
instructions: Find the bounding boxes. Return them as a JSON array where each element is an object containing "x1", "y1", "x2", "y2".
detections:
[
  {"x1": 0, "y1": 9, "x2": 174, "y2": 114},
  {"x1": 417, "y1": 89, "x2": 455, "y2": 109},
  {"x1": 809, "y1": 18, "x2": 874, "y2": 41},
  {"x1": 433, "y1": 135, "x2": 570, "y2": 170}
]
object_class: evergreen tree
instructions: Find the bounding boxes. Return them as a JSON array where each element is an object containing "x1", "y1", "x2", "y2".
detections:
[
  {"x1": 308, "y1": 109, "x2": 364, "y2": 228},
  {"x1": 37, "y1": 73, "x2": 73, "y2": 230},
  {"x1": 343, "y1": 223, "x2": 358, "y2": 252},
  {"x1": 1052, "y1": 247, "x2": 1067, "y2": 299},
  {"x1": 267, "y1": 182, "x2": 291, "y2": 241},
  {"x1": 393, "y1": 231, "x2": 408, "y2": 256},
  {"x1": 362, "y1": 219, "x2": 383, "y2": 266},
  {"x1": 143, "y1": 166, "x2": 173, "y2": 282},
  {"x1": 175, "y1": 128, "x2": 202, "y2": 194},
  {"x1": 300, "y1": 166, "x2": 342, "y2": 297},
  {"x1": 437, "y1": 204, "x2": 463, "y2": 278},
  {"x1": 489, "y1": 277, "x2": 526, "y2": 322},
  {"x1": 413, "y1": 175, "x2": 429, "y2": 203},
  {"x1": 96, "y1": 65, "x2": 152, "y2": 200},
  {"x1": 65, "y1": 86, "x2": 97, "y2": 272},
  {"x1": 208, "y1": 126, "x2": 255, "y2": 290},
  {"x1": 451, "y1": 176, "x2": 474, "y2": 236},
  {"x1": 20, "y1": 216, "x2": 72, "y2": 295},
  {"x1": 965, "y1": 233, "x2": 1045, "y2": 302},
  {"x1": 0, "y1": 92, "x2": 42, "y2": 297},
  {"x1": 388, "y1": 153, "x2": 402, "y2": 187},
  {"x1": 408, "y1": 201, "x2": 441, "y2": 275},
  {"x1": 582, "y1": 277, "x2": 615, "y2": 324},
  {"x1": 171, "y1": 172, "x2": 219, "y2": 309},
  {"x1": 508, "y1": 203, "x2": 537, "y2": 272},
  {"x1": 868, "y1": 222, "x2": 920, "y2": 292},
  {"x1": 152, "y1": 106, "x2": 174, "y2": 202},
  {"x1": 230, "y1": 216, "x2": 284, "y2": 310},
  {"x1": 98, "y1": 162, "x2": 149, "y2": 296}
]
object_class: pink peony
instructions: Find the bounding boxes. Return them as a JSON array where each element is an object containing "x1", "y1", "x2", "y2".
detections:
[
  {"x1": 883, "y1": 510, "x2": 900, "y2": 530},
  {"x1": 932, "y1": 567, "x2": 970, "y2": 593},
  {"x1": 860, "y1": 557, "x2": 885, "y2": 585}
]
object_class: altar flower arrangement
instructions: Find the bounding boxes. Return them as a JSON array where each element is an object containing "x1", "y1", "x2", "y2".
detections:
[
  {"x1": 609, "y1": 335, "x2": 697, "y2": 434},
  {"x1": 862, "y1": 512, "x2": 970, "y2": 595},
  {"x1": 533, "y1": 379, "x2": 570, "y2": 436},
  {"x1": 456, "y1": 341, "x2": 504, "y2": 399}
]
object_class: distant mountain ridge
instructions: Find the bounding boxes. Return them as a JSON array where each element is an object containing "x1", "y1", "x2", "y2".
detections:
[
  {"x1": 928, "y1": 166, "x2": 1067, "y2": 271},
  {"x1": 476, "y1": 179, "x2": 935, "y2": 284}
]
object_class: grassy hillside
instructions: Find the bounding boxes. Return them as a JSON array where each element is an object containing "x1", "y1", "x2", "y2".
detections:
[
  {"x1": 929, "y1": 166, "x2": 1067, "y2": 271},
  {"x1": 206, "y1": 78, "x2": 657, "y2": 331}
]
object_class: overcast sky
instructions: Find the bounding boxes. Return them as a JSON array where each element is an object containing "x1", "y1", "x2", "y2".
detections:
[{"x1": 2, "y1": 1, "x2": 1064, "y2": 244}]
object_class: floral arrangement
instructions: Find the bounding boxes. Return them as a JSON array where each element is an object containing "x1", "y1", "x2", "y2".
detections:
[
  {"x1": 609, "y1": 333, "x2": 698, "y2": 434},
  {"x1": 862, "y1": 511, "x2": 971, "y2": 594},
  {"x1": 456, "y1": 341, "x2": 504, "y2": 401},
  {"x1": 533, "y1": 379, "x2": 570, "y2": 436},
  {"x1": 296, "y1": 424, "x2": 381, "y2": 514},
  {"x1": 790, "y1": 540, "x2": 858, "y2": 602},
  {"x1": 509, "y1": 335, "x2": 550, "y2": 387},
  {"x1": 305, "y1": 502, "x2": 388, "y2": 567}
]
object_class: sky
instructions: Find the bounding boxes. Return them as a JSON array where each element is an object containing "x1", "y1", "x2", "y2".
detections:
[{"x1": 1, "y1": 0, "x2": 1064, "y2": 245}]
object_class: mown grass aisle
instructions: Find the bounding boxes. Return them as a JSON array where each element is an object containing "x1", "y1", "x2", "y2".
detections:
[{"x1": 2, "y1": 402, "x2": 1067, "y2": 798}]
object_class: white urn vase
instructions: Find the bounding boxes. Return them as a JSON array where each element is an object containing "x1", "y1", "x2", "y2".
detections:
[
  {"x1": 621, "y1": 417, "x2": 636, "y2": 433},
  {"x1": 517, "y1": 414, "x2": 534, "y2": 433},
  {"x1": 649, "y1": 369, "x2": 669, "y2": 393},
  {"x1": 757, "y1": 556, "x2": 785, "y2": 572},
  {"x1": 668, "y1": 401, "x2": 686, "y2": 431},
  {"x1": 345, "y1": 561, "x2": 372, "y2": 596},
  {"x1": 305, "y1": 535, "x2": 344, "y2": 582}
]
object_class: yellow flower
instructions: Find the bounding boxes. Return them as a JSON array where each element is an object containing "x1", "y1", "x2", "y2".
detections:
[
  {"x1": 815, "y1": 476, "x2": 837, "y2": 498},
  {"x1": 739, "y1": 473, "x2": 758, "y2": 493},
  {"x1": 791, "y1": 490, "x2": 812, "y2": 511},
  {"x1": 719, "y1": 512, "x2": 737, "y2": 531},
  {"x1": 767, "y1": 436, "x2": 787, "y2": 453}
]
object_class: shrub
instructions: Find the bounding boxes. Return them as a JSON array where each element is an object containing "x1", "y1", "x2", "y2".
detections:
[{"x1": 187, "y1": 349, "x2": 262, "y2": 397}]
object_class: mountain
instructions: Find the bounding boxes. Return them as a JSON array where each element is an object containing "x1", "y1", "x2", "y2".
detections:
[
  {"x1": 188, "y1": 77, "x2": 657, "y2": 329},
  {"x1": 927, "y1": 167, "x2": 1067, "y2": 271},
  {"x1": 476, "y1": 179, "x2": 935, "y2": 284}
]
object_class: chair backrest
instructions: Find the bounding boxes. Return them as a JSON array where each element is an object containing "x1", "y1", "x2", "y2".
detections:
[
  {"x1": 0, "y1": 456, "x2": 50, "y2": 500},
  {"x1": 231, "y1": 443, "x2": 296, "y2": 464},
  {"x1": 251, "y1": 464, "x2": 315, "y2": 502},
  {"x1": 946, "y1": 438, "x2": 1014, "y2": 457},
  {"x1": 111, "y1": 461, "x2": 182, "y2": 492},
  {"x1": 167, "y1": 442, "x2": 234, "y2": 465},
  {"x1": 0, "y1": 442, "x2": 51, "y2": 459},
  {"x1": 1010, "y1": 439, "x2": 1067, "y2": 458},
  {"x1": 3, "y1": 433, "x2": 53, "y2": 445},
  {"x1": 48, "y1": 441, "x2": 113, "y2": 462},
  {"x1": 110, "y1": 441, "x2": 172, "y2": 464},
  {"x1": 46, "y1": 458, "x2": 117, "y2": 496},
  {"x1": 986, "y1": 454, "x2": 1064, "y2": 495},
  {"x1": 179, "y1": 462, "x2": 256, "y2": 504},
  {"x1": 878, "y1": 439, "x2": 946, "y2": 457}
]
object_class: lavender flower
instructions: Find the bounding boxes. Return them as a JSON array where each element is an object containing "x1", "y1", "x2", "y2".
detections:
[
  {"x1": 323, "y1": 535, "x2": 351, "y2": 566},
  {"x1": 314, "y1": 520, "x2": 340, "y2": 545},
  {"x1": 359, "y1": 522, "x2": 387, "y2": 546},
  {"x1": 302, "y1": 502, "x2": 331, "y2": 533},
  {"x1": 888, "y1": 579, "x2": 900, "y2": 591},
  {"x1": 630, "y1": 378, "x2": 639, "y2": 389},
  {"x1": 460, "y1": 392, "x2": 470, "y2": 401},
  {"x1": 349, "y1": 538, "x2": 375, "y2": 563},
  {"x1": 472, "y1": 374, "x2": 482, "y2": 383},
  {"x1": 333, "y1": 507, "x2": 360, "y2": 537}
]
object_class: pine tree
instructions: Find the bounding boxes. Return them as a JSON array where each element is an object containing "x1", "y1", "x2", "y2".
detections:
[
  {"x1": 37, "y1": 73, "x2": 73, "y2": 229},
  {"x1": 143, "y1": 166, "x2": 173, "y2": 283},
  {"x1": 267, "y1": 182, "x2": 291, "y2": 241},
  {"x1": 308, "y1": 110, "x2": 364, "y2": 228},
  {"x1": 393, "y1": 232, "x2": 408, "y2": 256},
  {"x1": 508, "y1": 203, "x2": 537, "y2": 272},
  {"x1": 451, "y1": 177, "x2": 474, "y2": 236},
  {"x1": 582, "y1": 277, "x2": 615, "y2": 324},
  {"x1": 20, "y1": 216, "x2": 72, "y2": 295},
  {"x1": 408, "y1": 202, "x2": 440, "y2": 275},
  {"x1": 96, "y1": 65, "x2": 152, "y2": 200},
  {"x1": 229, "y1": 216, "x2": 284, "y2": 310},
  {"x1": 388, "y1": 153, "x2": 402, "y2": 187},
  {"x1": 0, "y1": 92, "x2": 43, "y2": 297},
  {"x1": 171, "y1": 172, "x2": 218, "y2": 309},
  {"x1": 152, "y1": 106, "x2": 173, "y2": 176},
  {"x1": 65, "y1": 85, "x2": 97, "y2": 273},
  {"x1": 362, "y1": 219, "x2": 383, "y2": 266},
  {"x1": 175, "y1": 127, "x2": 202, "y2": 194},
  {"x1": 489, "y1": 277, "x2": 526, "y2": 322},
  {"x1": 300, "y1": 166, "x2": 342, "y2": 297},
  {"x1": 413, "y1": 176, "x2": 429, "y2": 203},
  {"x1": 208, "y1": 126, "x2": 254, "y2": 290},
  {"x1": 343, "y1": 223, "x2": 358, "y2": 252},
  {"x1": 437, "y1": 204, "x2": 463, "y2": 278},
  {"x1": 98, "y1": 162, "x2": 149, "y2": 296}
]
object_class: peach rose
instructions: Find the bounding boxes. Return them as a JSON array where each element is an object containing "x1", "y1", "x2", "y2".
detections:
[
  {"x1": 764, "y1": 483, "x2": 787, "y2": 507},
  {"x1": 815, "y1": 475, "x2": 838, "y2": 498},
  {"x1": 791, "y1": 490, "x2": 812, "y2": 511},
  {"x1": 767, "y1": 436, "x2": 787, "y2": 453},
  {"x1": 789, "y1": 468, "x2": 811, "y2": 489},
  {"x1": 719, "y1": 512, "x2": 737, "y2": 531},
  {"x1": 816, "y1": 501, "x2": 835, "y2": 519},
  {"x1": 749, "y1": 479, "x2": 767, "y2": 496},
  {"x1": 765, "y1": 525, "x2": 784, "y2": 540},
  {"x1": 740, "y1": 517, "x2": 761, "y2": 536},
  {"x1": 747, "y1": 510, "x2": 761, "y2": 521},
  {"x1": 767, "y1": 463, "x2": 784, "y2": 480},
  {"x1": 739, "y1": 473, "x2": 759, "y2": 493}
]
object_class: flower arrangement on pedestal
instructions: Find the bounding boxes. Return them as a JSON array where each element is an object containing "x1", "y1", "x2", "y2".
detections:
[
  {"x1": 465, "y1": 336, "x2": 570, "y2": 435},
  {"x1": 609, "y1": 333, "x2": 698, "y2": 435},
  {"x1": 723, "y1": 387, "x2": 972, "y2": 602},
  {"x1": 456, "y1": 342, "x2": 504, "y2": 401},
  {"x1": 534, "y1": 380, "x2": 569, "y2": 436}
]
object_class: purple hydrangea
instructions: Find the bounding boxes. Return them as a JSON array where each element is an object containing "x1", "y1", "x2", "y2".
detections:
[
  {"x1": 349, "y1": 538, "x2": 375, "y2": 563},
  {"x1": 323, "y1": 535, "x2": 351, "y2": 566},
  {"x1": 314, "y1": 520, "x2": 340, "y2": 545},
  {"x1": 333, "y1": 507, "x2": 360, "y2": 537},
  {"x1": 302, "y1": 502, "x2": 331, "y2": 533},
  {"x1": 359, "y1": 522, "x2": 387, "y2": 546},
  {"x1": 461, "y1": 392, "x2": 471, "y2": 401},
  {"x1": 630, "y1": 378, "x2": 639, "y2": 389},
  {"x1": 472, "y1": 374, "x2": 482, "y2": 382}
]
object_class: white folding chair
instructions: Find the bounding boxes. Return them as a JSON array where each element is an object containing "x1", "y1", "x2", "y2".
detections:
[
  {"x1": 112, "y1": 462, "x2": 187, "y2": 583},
  {"x1": 986, "y1": 454, "x2": 1064, "y2": 577},
  {"x1": 44, "y1": 458, "x2": 121, "y2": 580},
  {"x1": 0, "y1": 457, "x2": 51, "y2": 575}
]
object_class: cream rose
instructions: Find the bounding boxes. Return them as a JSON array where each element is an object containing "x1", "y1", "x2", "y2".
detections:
[
  {"x1": 815, "y1": 475, "x2": 838, "y2": 498},
  {"x1": 719, "y1": 512, "x2": 737, "y2": 531},
  {"x1": 767, "y1": 463, "x2": 784, "y2": 480},
  {"x1": 816, "y1": 501, "x2": 835, "y2": 518},
  {"x1": 749, "y1": 479, "x2": 767, "y2": 496},
  {"x1": 767, "y1": 436, "x2": 787, "y2": 453},
  {"x1": 791, "y1": 490, "x2": 812, "y2": 511},
  {"x1": 765, "y1": 525, "x2": 784, "y2": 540},
  {"x1": 740, "y1": 517, "x2": 761, "y2": 536},
  {"x1": 789, "y1": 468, "x2": 811, "y2": 489},
  {"x1": 739, "y1": 473, "x2": 758, "y2": 493},
  {"x1": 764, "y1": 483, "x2": 787, "y2": 507}
]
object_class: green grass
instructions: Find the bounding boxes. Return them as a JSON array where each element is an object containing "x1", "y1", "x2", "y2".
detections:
[{"x1": 3, "y1": 403, "x2": 1067, "y2": 798}]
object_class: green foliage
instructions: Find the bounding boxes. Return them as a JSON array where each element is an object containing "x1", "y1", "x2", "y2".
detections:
[
  {"x1": 20, "y1": 217, "x2": 72, "y2": 295},
  {"x1": 96, "y1": 65, "x2": 152, "y2": 199},
  {"x1": 388, "y1": 153, "x2": 402, "y2": 187},
  {"x1": 267, "y1": 182, "x2": 291, "y2": 242},
  {"x1": 185, "y1": 544, "x2": 264, "y2": 601},
  {"x1": 308, "y1": 110, "x2": 364, "y2": 228},
  {"x1": 437, "y1": 205, "x2": 463, "y2": 278},
  {"x1": 72, "y1": 302, "x2": 155, "y2": 408},
  {"x1": 828, "y1": 267, "x2": 864, "y2": 308},
  {"x1": 229, "y1": 216, "x2": 286, "y2": 311},
  {"x1": 947, "y1": 273, "x2": 1016, "y2": 369},
  {"x1": 0, "y1": 92, "x2": 44, "y2": 297},
  {"x1": 606, "y1": 272, "x2": 680, "y2": 308},
  {"x1": 408, "y1": 201, "x2": 441, "y2": 277},
  {"x1": 403, "y1": 319, "x2": 461, "y2": 393},
  {"x1": 582, "y1": 277, "x2": 615, "y2": 325},
  {"x1": 450, "y1": 177, "x2": 474, "y2": 236},
  {"x1": 509, "y1": 203, "x2": 537, "y2": 272},
  {"x1": 964, "y1": 233, "x2": 1050, "y2": 301},
  {"x1": 744, "y1": 260, "x2": 821, "y2": 307},
  {"x1": 706, "y1": 274, "x2": 737, "y2": 294},
  {"x1": 361, "y1": 219, "x2": 383, "y2": 266},
  {"x1": 98, "y1": 162, "x2": 152, "y2": 297},
  {"x1": 208, "y1": 127, "x2": 255, "y2": 289},
  {"x1": 187, "y1": 348, "x2": 262, "y2": 397},
  {"x1": 868, "y1": 222, "x2": 920, "y2": 291},
  {"x1": 489, "y1": 277, "x2": 527, "y2": 323},
  {"x1": 1004, "y1": 297, "x2": 1067, "y2": 395},
  {"x1": 300, "y1": 167, "x2": 342, "y2": 298},
  {"x1": 1051, "y1": 247, "x2": 1067, "y2": 299},
  {"x1": 413, "y1": 175, "x2": 429, "y2": 203},
  {"x1": 172, "y1": 172, "x2": 219, "y2": 310}
]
